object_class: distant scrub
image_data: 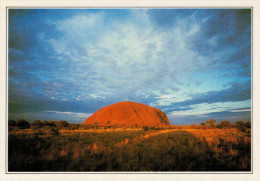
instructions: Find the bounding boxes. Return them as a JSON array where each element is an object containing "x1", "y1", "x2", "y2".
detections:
[
  {"x1": 8, "y1": 119, "x2": 252, "y2": 132},
  {"x1": 8, "y1": 121, "x2": 251, "y2": 171}
]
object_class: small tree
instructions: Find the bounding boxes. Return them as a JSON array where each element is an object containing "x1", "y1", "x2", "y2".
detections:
[
  {"x1": 43, "y1": 120, "x2": 56, "y2": 127},
  {"x1": 94, "y1": 122, "x2": 99, "y2": 129},
  {"x1": 55, "y1": 120, "x2": 70, "y2": 129},
  {"x1": 31, "y1": 120, "x2": 44, "y2": 129},
  {"x1": 49, "y1": 128, "x2": 60, "y2": 135},
  {"x1": 217, "y1": 121, "x2": 232, "y2": 129},
  {"x1": 69, "y1": 123, "x2": 80, "y2": 130},
  {"x1": 205, "y1": 119, "x2": 217, "y2": 128},
  {"x1": 143, "y1": 125, "x2": 149, "y2": 131},
  {"x1": 16, "y1": 119, "x2": 30, "y2": 129},
  {"x1": 235, "y1": 121, "x2": 246, "y2": 132},
  {"x1": 245, "y1": 121, "x2": 251, "y2": 128}
]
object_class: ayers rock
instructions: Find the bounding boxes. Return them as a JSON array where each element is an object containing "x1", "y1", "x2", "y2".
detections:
[{"x1": 83, "y1": 101, "x2": 170, "y2": 127}]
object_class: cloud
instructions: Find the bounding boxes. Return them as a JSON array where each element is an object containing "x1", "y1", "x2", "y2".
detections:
[
  {"x1": 9, "y1": 111, "x2": 92, "y2": 123},
  {"x1": 174, "y1": 81, "x2": 251, "y2": 106},
  {"x1": 151, "y1": 80, "x2": 251, "y2": 113},
  {"x1": 8, "y1": 9, "x2": 251, "y2": 124},
  {"x1": 230, "y1": 108, "x2": 251, "y2": 112},
  {"x1": 168, "y1": 105, "x2": 251, "y2": 125},
  {"x1": 44, "y1": 111, "x2": 92, "y2": 118},
  {"x1": 43, "y1": 9, "x2": 216, "y2": 103}
]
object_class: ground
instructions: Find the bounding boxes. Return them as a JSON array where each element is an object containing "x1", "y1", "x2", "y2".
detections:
[{"x1": 8, "y1": 126, "x2": 251, "y2": 172}]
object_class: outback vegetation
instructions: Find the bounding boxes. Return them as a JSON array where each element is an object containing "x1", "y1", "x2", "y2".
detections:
[{"x1": 8, "y1": 119, "x2": 251, "y2": 171}]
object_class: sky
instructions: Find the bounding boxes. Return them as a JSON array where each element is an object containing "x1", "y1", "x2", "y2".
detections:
[{"x1": 8, "y1": 9, "x2": 251, "y2": 125}]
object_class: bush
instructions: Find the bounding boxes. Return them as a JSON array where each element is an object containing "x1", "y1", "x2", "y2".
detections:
[
  {"x1": 69, "y1": 124, "x2": 80, "y2": 130},
  {"x1": 55, "y1": 120, "x2": 70, "y2": 129},
  {"x1": 142, "y1": 125, "x2": 149, "y2": 131},
  {"x1": 16, "y1": 119, "x2": 30, "y2": 129},
  {"x1": 217, "y1": 121, "x2": 233, "y2": 129},
  {"x1": 31, "y1": 120, "x2": 44, "y2": 129},
  {"x1": 235, "y1": 121, "x2": 246, "y2": 132},
  {"x1": 94, "y1": 122, "x2": 99, "y2": 129},
  {"x1": 49, "y1": 128, "x2": 60, "y2": 135},
  {"x1": 245, "y1": 121, "x2": 251, "y2": 128},
  {"x1": 205, "y1": 119, "x2": 217, "y2": 128},
  {"x1": 43, "y1": 121, "x2": 56, "y2": 127}
]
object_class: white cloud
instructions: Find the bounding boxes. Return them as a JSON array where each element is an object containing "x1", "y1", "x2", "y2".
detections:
[
  {"x1": 45, "y1": 111, "x2": 75, "y2": 114},
  {"x1": 153, "y1": 91, "x2": 191, "y2": 106},
  {"x1": 61, "y1": 98, "x2": 68, "y2": 101},
  {"x1": 44, "y1": 111, "x2": 92, "y2": 120},
  {"x1": 9, "y1": 111, "x2": 92, "y2": 123},
  {"x1": 231, "y1": 108, "x2": 251, "y2": 112},
  {"x1": 45, "y1": 10, "x2": 217, "y2": 104},
  {"x1": 169, "y1": 100, "x2": 251, "y2": 117}
]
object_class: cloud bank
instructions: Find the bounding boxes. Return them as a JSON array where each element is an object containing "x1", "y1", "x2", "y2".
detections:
[{"x1": 8, "y1": 9, "x2": 251, "y2": 124}]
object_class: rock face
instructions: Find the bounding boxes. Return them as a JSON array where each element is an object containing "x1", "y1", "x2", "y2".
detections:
[{"x1": 84, "y1": 101, "x2": 170, "y2": 127}]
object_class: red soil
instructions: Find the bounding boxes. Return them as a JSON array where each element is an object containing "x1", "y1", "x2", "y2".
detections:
[{"x1": 83, "y1": 101, "x2": 170, "y2": 127}]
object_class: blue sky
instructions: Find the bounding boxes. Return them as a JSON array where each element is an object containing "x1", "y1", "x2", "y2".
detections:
[{"x1": 8, "y1": 9, "x2": 251, "y2": 125}]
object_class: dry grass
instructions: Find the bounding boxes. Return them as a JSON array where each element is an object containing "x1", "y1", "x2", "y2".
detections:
[
  {"x1": 181, "y1": 128, "x2": 249, "y2": 145},
  {"x1": 60, "y1": 128, "x2": 142, "y2": 135},
  {"x1": 8, "y1": 126, "x2": 251, "y2": 171}
]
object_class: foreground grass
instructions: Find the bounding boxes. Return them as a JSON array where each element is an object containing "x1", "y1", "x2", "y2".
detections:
[{"x1": 8, "y1": 128, "x2": 251, "y2": 171}]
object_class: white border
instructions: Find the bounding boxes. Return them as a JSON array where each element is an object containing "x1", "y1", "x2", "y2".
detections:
[{"x1": 1, "y1": 0, "x2": 260, "y2": 181}]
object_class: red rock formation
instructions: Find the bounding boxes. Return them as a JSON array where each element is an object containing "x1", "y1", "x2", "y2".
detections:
[{"x1": 83, "y1": 101, "x2": 170, "y2": 127}]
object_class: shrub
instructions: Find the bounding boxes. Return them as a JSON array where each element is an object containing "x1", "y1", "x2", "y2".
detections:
[
  {"x1": 31, "y1": 120, "x2": 44, "y2": 129},
  {"x1": 142, "y1": 125, "x2": 149, "y2": 131},
  {"x1": 245, "y1": 121, "x2": 251, "y2": 128},
  {"x1": 16, "y1": 119, "x2": 30, "y2": 129},
  {"x1": 69, "y1": 124, "x2": 80, "y2": 130},
  {"x1": 217, "y1": 121, "x2": 233, "y2": 129},
  {"x1": 55, "y1": 120, "x2": 70, "y2": 129},
  {"x1": 49, "y1": 128, "x2": 60, "y2": 135},
  {"x1": 235, "y1": 121, "x2": 246, "y2": 132},
  {"x1": 94, "y1": 122, "x2": 99, "y2": 129},
  {"x1": 205, "y1": 119, "x2": 217, "y2": 128},
  {"x1": 43, "y1": 120, "x2": 56, "y2": 127}
]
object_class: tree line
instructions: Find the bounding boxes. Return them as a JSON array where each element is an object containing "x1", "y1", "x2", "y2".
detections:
[
  {"x1": 8, "y1": 119, "x2": 251, "y2": 133},
  {"x1": 8, "y1": 119, "x2": 80, "y2": 130},
  {"x1": 200, "y1": 119, "x2": 251, "y2": 132}
]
